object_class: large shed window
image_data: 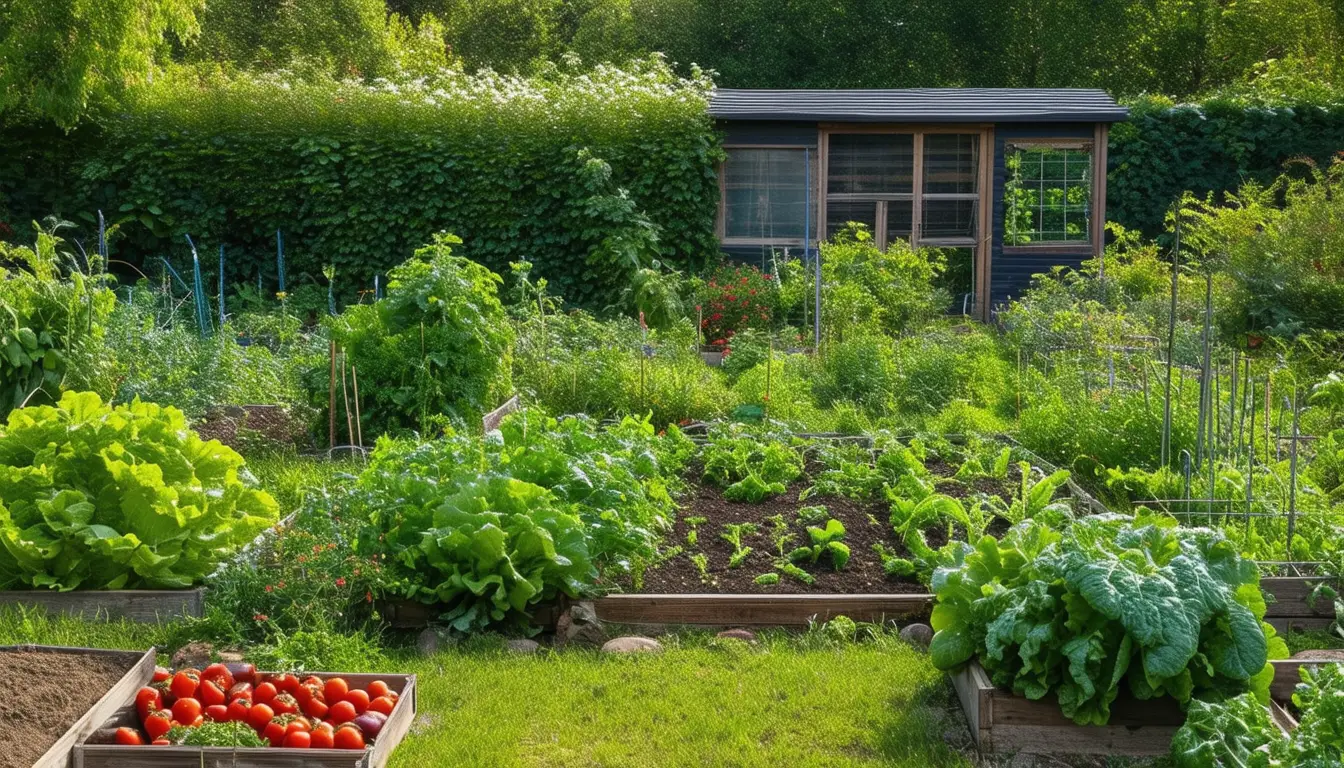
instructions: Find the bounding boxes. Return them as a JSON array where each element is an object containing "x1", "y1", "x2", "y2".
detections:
[
  {"x1": 722, "y1": 148, "x2": 814, "y2": 243},
  {"x1": 826, "y1": 133, "x2": 914, "y2": 244},
  {"x1": 921, "y1": 134, "x2": 979, "y2": 241},
  {"x1": 1004, "y1": 142, "x2": 1092, "y2": 246}
]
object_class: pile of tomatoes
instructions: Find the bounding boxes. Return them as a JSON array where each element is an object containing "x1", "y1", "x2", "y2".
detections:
[{"x1": 113, "y1": 661, "x2": 399, "y2": 750}]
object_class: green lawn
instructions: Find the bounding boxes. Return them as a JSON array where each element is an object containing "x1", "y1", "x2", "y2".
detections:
[{"x1": 0, "y1": 609, "x2": 974, "y2": 767}]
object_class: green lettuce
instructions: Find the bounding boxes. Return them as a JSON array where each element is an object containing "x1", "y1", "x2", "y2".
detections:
[
  {"x1": 930, "y1": 514, "x2": 1287, "y2": 725},
  {"x1": 0, "y1": 391, "x2": 278, "y2": 590}
]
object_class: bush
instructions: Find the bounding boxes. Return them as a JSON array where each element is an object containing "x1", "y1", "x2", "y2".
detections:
[
  {"x1": 327, "y1": 234, "x2": 514, "y2": 435},
  {"x1": 820, "y1": 225, "x2": 947, "y2": 339},
  {"x1": 0, "y1": 391, "x2": 279, "y2": 590},
  {"x1": 813, "y1": 332, "x2": 899, "y2": 414},
  {"x1": 698, "y1": 263, "x2": 775, "y2": 348},
  {"x1": 1, "y1": 58, "x2": 722, "y2": 310},
  {"x1": 891, "y1": 326, "x2": 1014, "y2": 418}
]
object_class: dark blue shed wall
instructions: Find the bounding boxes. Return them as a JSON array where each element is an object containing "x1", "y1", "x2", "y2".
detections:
[
  {"x1": 720, "y1": 121, "x2": 819, "y2": 146},
  {"x1": 988, "y1": 123, "x2": 1096, "y2": 312}
]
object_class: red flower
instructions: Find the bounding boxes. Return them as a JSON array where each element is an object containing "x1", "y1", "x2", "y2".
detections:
[
  {"x1": 264, "y1": 585, "x2": 273, "y2": 593},
  {"x1": 335, "y1": 577, "x2": 347, "y2": 587},
  {"x1": 253, "y1": 614, "x2": 269, "y2": 621},
  {"x1": 366, "y1": 591, "x2": 373, "y2": 603}
]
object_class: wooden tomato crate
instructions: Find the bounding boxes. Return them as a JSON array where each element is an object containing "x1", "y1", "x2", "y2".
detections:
[
  {"x1": 951, "y1": 661, "x2": 1186, "y2": 755},
  {"x1": 0, "y1": 588, "x2": 206, "y2": 623},
  {"x1": 0, "y1": 644, "x2": 156, "y2": 768},
  {"x1": 75, "y1": 672, "x2": 417, "y2": 768}
]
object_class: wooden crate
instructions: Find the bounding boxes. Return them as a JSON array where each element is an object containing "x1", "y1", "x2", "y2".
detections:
[
  {"x1": 0, "y1": 588, "x2": 205, "y2": 622},
  {"x1": 951, "y1": 661, "x2": 1186, "y2": 755},
  {"x1": 0, "y1": 644, "x2": 156, "y2": 768},
  {"x1": 75, "y1": 672, "x2": 417, "y2": 768},
  {"x1": 593, "y1": 593, "x2": 932, "y2": 626}
]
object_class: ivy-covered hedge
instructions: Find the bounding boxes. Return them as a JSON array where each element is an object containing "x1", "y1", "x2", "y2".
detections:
[
  {"x1": 0, "y1": 59, "x2": 722, "y2": 309},
  {"x1": 1109, "y1": 95, "x2": 1344, "y2": 237}
]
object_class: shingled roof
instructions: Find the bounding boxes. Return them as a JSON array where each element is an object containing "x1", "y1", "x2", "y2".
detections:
[{"x1": 709, "y1": 88, "x2": 1128, "y2": 123}]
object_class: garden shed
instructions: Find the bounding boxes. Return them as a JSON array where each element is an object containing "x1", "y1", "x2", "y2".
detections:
[{"x1": 710, "y1": 88, "x2": 1128, "y2": 320}]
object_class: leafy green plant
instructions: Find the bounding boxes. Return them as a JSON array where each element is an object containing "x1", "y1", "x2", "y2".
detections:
[
  {"x1": 167, "y1": 721, "x2": 269, "y2": 747},
  {"x1": 753, "y1": 572, "x2": 779, "y2": 586},
  {"x1": 774, "y1": 560, "x2": 815, "y2": 586},
  {"x1": 988, "y1": 463, "x2": 1074, "y2": 526},
  {"x1": 0, "y1": 391, "x2": 279, "y2": 590},
  {"x1": 1169, "y1": 692, "x2": 1280, "y2": 767},
  {"x1": 720, "y1": 523, "x2": 758, "y2": 569},
  {"x1": 685, "y1": 516, "x2": 706, "y2": 547},
  {"x1": 327, "y1": 233, "x2": 514, "y2": 435},
  {"x1": 796, "y1": 505, "x2": 830, "y2": 526},
  {"x1": 701, "y1": 427, "x2": 804, "y2": 488},
  {"x1": 929, "y1": 515, "x2": 1287, "y2": 726},
  {"x1": 723, "y1": 472, "x2": 786, "y2": 503},
  {"x1": 689, "y1": 552, "x2": 711, "y2": 584},
  {"x1": 787, "y1": 519, "x2": 850, "y2": 571}
]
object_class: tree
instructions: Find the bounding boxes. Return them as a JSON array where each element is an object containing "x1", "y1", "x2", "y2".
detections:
[{"x1": 0, "y1": 0, "x2": 201, "y2": 127}]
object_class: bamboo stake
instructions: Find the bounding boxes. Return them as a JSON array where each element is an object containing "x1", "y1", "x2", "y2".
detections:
[
  {"x1": 328, "y1": 340, "x2": 337, "y2": 450},
  {"x1": 351, "y1": 364, "x2": 364, "y2": 453},
  {"x1": 340, "y1": 349, "x2": 355, "y2": 449},
  {"x1": 1287, "y1": 388, "x2": 1301, "y2": 560}
]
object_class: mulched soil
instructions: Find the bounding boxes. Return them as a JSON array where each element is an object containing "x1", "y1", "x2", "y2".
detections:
[
  {"x1": 636, "y1": 459, "x2": 1022, "y2": 595},
  {"x1": 193, "y1": 404, "x2": 299, "y2": 451},
  {"x1": 0, "y1": 649, "x2": 142, "y2": 768}
]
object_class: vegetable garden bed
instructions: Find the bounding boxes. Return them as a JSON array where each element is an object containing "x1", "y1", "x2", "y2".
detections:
[
  {"x1": 951, "y1": 660, "x2": 1294, "y2": 756},
  {"x1": 0, "y1": 590, "x2": 206, "y2": 623},
  {"x1": 1260, "y1": 576, "x2": 1337, "y2": 633},
  {"x1": 0, "y1": 644, "x2": 155, "y2": 768},
  {"x1": 75, "y1": 671, "x2": 417, "y2": 768}
]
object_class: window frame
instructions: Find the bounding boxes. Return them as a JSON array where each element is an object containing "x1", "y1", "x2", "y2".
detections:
[
  {"x1": 716, "y1": 144, "x2": 819, "y2": 248},
  {"x1": 1000, "y1": 138, "x2": 1097, "y2": 253}
]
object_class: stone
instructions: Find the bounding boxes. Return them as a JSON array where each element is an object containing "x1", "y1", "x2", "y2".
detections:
[
  {"x1": 600, "y1": 636, "x2": 663, "y2": 654},
  {"x1": 1292, "y1": 649, "x2": 1344, "y2": 661},
  {"x1": 216, "y1": 650, "x2": 246, "y2": 664},
  {"x1": 171, "y1": 641, "x2": 213, "y2": 670},
  {"x1": 554, "y1": 613, "x2": 606, "y2": 648},
  {"x1": 716, "y1": 629, "x2": 757, "y2": 643},
  {"x1": 899, "y1": 623, "x2": 933, "y2": 649},
  {"x1": 569, "y1": 600, "x2": 599, "y2": 624},
  {"x1": 416, "y1": 628, "x2": 440, "y2": 657},
  {"x1": 505, "y1": 638, "x2": 541, "y2": 654}
]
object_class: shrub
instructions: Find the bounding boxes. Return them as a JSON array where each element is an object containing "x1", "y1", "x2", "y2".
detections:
[
  {"x1": 731, "y1": 353, "x2": 826, "y2": 429},
  {"x1": 820, "y1": 225, "x2": 947, "y2": 339},
  {"x1": 327, "y1": 234, "x2": 514, "y2": 435},
  {"x1": 0, "y1": 391, "x2": 279, "y2": 590},
  {"x1": 813, "y1": 332, "x2": 899, "y2": 414},
  {"x1": 698, "y1": 263, "x2": 775, "y2": 348},
  {"x1": 891, "y1": 325, "x2": 1014, "y2": 418},
  {"x1": 0, "y1": 220, "x2": 116, "y2": 417}
]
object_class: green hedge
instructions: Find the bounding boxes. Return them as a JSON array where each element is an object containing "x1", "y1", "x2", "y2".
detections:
[
  {"x1": 1109, "y1": 95, "x2": 1344, "y2": 237},
  {"x1": 0, "y1": 60, "x2": 722, "y2": 309}
]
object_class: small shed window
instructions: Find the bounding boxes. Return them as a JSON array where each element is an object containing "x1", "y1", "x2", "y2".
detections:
[
  {"x1": 921, "y1": 134, "x2": 979, "y2": 241},
  {"x1": 1004, "y1": 142, "x2": 1092, "y2": 246},
  {"x1": 722, "y1": 148, "x2": 815, "y2": 242}
]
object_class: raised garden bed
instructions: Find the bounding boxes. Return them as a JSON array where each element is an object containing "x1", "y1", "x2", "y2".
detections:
[
  {"x1": 0, "y1": 644, "x2": 155, "y2": 768},
  {"x1": 1261, "y1": 575, "x2": 1337, "y2": 634},
  {"x1": 75, "y1": 672, "x2": 417, "y2": 768},
  {"x1": 951, "y1": 660, "x2": 1292, "y2": 756},
  {"x1": 594, "y1": 593, "x2": 930, "y2": 626},
  {"x1": 0, "y1": 589, "x2": 205, "y2": 623}
]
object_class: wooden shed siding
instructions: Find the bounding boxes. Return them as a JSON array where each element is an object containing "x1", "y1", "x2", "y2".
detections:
[
  {"x1": 718, "y1": 121, "x2": 819, "y2": 147},
  {"x1": 989, "y1": 123, "x2": 1096, "y2": 311}
]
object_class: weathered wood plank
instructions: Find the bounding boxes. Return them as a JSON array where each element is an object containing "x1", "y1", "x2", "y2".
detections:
[
  {"x1": 1269, "y1": 658, "x2": 1344, "y2": 702},
  {"x1": 0, "y1": 645, "x2": 157, "y2": 768},
  {"x1": 1262, "y1": 577, "x2": 1335, "y2": 618},
  {"x1": 0, "y1": 589, "x2": 205, "y2": 622},
  {"x1": 593, "y1": 593, "x2": 932, "y2": 626},
  {"x1": 1266, "y1": 616, "x2": 1334, "y2": 634}
]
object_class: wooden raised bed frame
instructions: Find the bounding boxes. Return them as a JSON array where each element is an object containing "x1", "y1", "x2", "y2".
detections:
[
  {"x1": 1261, "y1": 576, "x2": 1336, "y2": 634},
  {"x1": 594, "y1": 593, "x2": 931, "y2": 626},
  {"x1": 1, "y1": 644, "x2": 156, "y2": 768},
  {"x1": 0, "y1": 588, "x2": 206, "y2": 623},
  {"x1": 75, "y1": 671, "x2": 417, "y2": 768},
  {"x1": 952, "y1": 660, "x2": 1294, "y2": 756}
]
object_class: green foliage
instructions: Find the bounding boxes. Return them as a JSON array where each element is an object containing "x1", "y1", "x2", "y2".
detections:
[
  {"x1": 929, "y1": 515, "x2": 1286, "y2": 726},
  {"x1": 890, "y1": 325, "x2": 1015, "y2": 419},
  {"x1": 753, "y1": 572, "x2": 779, "y2": 586},
  {"x1": 0, "y1": 220, "x2": 116, "y2": 417},
  {"x1": 701, "y1": 426, "x2": 804, "y2": 488},
  {"x1": 812, "y1": 332, "x2": 899, "y2": 414},
  {"x1": 1170, "y1": 693, "x2": 1280, "y2": 768},
  {"x1": 0, "y1": 391, "x2": 279, "y2": 590},
  {"x1": 3, "y1": 59, "x2": 720, "y2": 312},
  {"x1": 819, "y1": 225, "x2": 947, "y2": 339},
  {"x1": 327, "y1": 234, "x2": 514, "y2": 434},
  {"x1": 722, "y1": 473, "x2": 786, "y2": 503},
  {"x1": 697, "y1": 263, "x2": 775, "y2": 347},
  {"x1": 786, "y1": 518, "x2": 850, "y2": 570},
  {"x1": 169, "y1": 721, "x2": 269, "y2": 747}
]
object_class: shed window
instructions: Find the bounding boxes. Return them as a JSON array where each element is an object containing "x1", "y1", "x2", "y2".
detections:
[
  {"x1": 1004, "y1": 143, "x2": 1092, "y2": 246},
  {"x1": 722, "y1": 148, "x2": 815, "y2": 242}
]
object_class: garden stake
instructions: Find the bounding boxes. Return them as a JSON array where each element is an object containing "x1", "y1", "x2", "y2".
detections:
[
  {"x1": 1161, "y1": 208, "x2": 1180, "y2": 467},
  {"x1": 1246, "y1": 378, "x2": 1255, "y2": 526},
  {"x1": 352, "y1": 364, "x2": 364, "y2": 452},
  {"x1": 765, "y1": 337, "x2": 773, "y2": 420},
  {"x1": 1229, "y1": 349, "x2": 1238, "y2": 458},
  {"x1": 276, "y1": 229, "x2": 286, "y2": 296},
  {"x1": 328, "y1": 340, "x2": 337, "y2": 450},
  {"x1": 218, "y1": 244, "x2": 226, "y2": 329},
  {"x1": 1287, "y1": 388, "x2": 1301, "y2": 560},
  {"x1": 1195, "y1": 272, "x2": 1213, "y2": 469},
  {"x1": 341, "y1": 348, "x2": 355, "y2": 449}
]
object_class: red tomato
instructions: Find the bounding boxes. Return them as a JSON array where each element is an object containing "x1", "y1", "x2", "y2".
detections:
[
  {"x1": 151, "y1": 739, "x2": 171, "y2": 746},
  {"x1": 285, "y1": 718, "x2": 311, "y2": 735},
  {"x1": 283, "y1": 730, "x2": 312, "y2": 749},
  {"x1": 253, "y1": 681, "x2": 278, "y2": 705},
  {"x1": 201, "y1": 663, "x2": 234, "y2": 690},
  {"x1": 226, "y1": 699, "x2": 250, "y2": 723},
  {"x1": 150, "y1": 678, "x2": 175, "y2": 707},
  {"x1": 327, "y1": 700, "x2": 357, "y2": 724},
  {"x1": 144, "y1": 709, "x2": 174, "y2": 740},
  {"x1": 333, "y1": 724, "x2": 365, "y2": 750},
  {"x1": 273, "y1": 673, "x2": 301, "y2": 695},
  {"x1": 114, "y1": 727, "x2": 144, "y2": 746},
  {"x1": 323, "y1": 677, "x2": 349, "y2": 705},
  {"x1": 228, "y1": 682, "x2": 253, "y2": 702},
  {"x1": 302, "y1": 675, "x2": 323, "y2": 688},
  {"x1": 310, "y1": 723, "x2": 335, "y2": 749},
  {"x1": 170, "y1": 670, "x2": 200, "y2": 700},
  {"x1": 135, "y1": 686, "x2": 162, "y2": 720},
  {"x1": 152, "y1": 666, "x2": 172, "y2": 683},
  {"x1": 205, "y1": 704, "x2": 230, "y2": 722},
  {"x1": 295, "y1": 681, "x2": 322, "y2": 707},
  {"x1": 303, "y1": 697, "x2": 329, "y2": 721},
  {"x1": 198, "y1": 680, "x2": 226, "y2": 708},
  {"x1": 171, "y1": 697, "x2": 202, "y2": 725},
  {"x1": 343, "y1": 690, "x2": 370, "y2": 715},
  {"x1": 271, "y1": 693, "x2": 299, "y2": 716},
  {"x1": 262, "y1": 720, "x2": 288, "y2": 747},
  {"x1": 366, "y1": 680, "x2": 391, "y2": 700},
  {"x1": 367, "y1": 696, "x2": 395, "y2": 717},
  {"x1": 247, "y1": 702, "x2": 275, "y2": 731}
]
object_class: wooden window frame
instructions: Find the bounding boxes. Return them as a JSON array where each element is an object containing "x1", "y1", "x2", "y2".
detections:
[
  {"x1": 1000, "y1": 138, "x2": 1098, "y2": 254},
  {"x1": 717, "y1": 144, "x2": 818, "y2": 248}
]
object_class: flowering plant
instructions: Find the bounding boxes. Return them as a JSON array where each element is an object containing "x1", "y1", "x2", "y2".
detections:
[{"x1": 698, "y1": 263, "x2": 775, "y2": 348}]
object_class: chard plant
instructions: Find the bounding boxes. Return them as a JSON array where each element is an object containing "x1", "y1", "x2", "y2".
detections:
[{"x1": 788, "y1": 519, "x2": 850, "y2": 571}]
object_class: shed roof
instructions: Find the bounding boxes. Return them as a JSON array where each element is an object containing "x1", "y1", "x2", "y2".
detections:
[{"x1": 709, "y1": 88, "x2": 1128, "y2": 123}]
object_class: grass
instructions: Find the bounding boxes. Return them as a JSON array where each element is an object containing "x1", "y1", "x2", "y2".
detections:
[{"x1": 0, "y1": 608, "x2": 972, "y2": 767}]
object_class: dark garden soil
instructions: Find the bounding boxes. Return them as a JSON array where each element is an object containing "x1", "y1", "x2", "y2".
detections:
[
  {"x1": 0, "y1": 649, "x2": 141, "y2": 768},
  {"x1": 194, "y1": 404, "x2": 300, "y2": 451},
  {"x1": 635, "y1": 459, "x2": 1022, "y2": 595}
]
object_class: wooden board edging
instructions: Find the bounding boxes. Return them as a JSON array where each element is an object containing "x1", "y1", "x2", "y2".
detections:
[
  {"x1": 1269, "y1": 658, "x2": 1344, "y2": 703},
  {"x1": 0, "y1": 588, "x2": 205, "y2": 623},
  {"x1": 593, "y1": 593, "x2": 932, "y2": 626}
]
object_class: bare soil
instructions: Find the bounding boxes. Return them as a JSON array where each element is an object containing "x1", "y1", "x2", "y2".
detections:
[{"x1": 0, "y1": 649, "x2": 141, "y2": 768}]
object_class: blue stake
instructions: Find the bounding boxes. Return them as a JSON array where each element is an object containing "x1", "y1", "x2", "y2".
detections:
[
  {"x1": 276, "y1": 230, "x2": 286, "y2": 295},
  {"x1": 160, "y1": 257, "x2": 191, "y2": 292},
  {"x1": 185, "y1": 234, "x2": 210, "y2": 338},
  {"x1": 219, "y1": 244, "x2": 226, "y2": 328},
  {"x1": 97, "y1": 210, "x2": 107, "y2": 273}
]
